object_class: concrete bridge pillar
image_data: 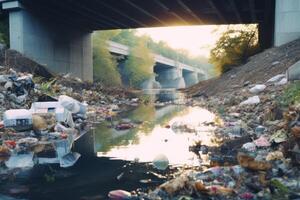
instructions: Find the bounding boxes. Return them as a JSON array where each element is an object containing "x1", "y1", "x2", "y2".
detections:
[
  {"x1": 156, "y1": 67, "x2": 185, "y2": 89},
  {"x1": 275, "y1": 0, "x2": 300, "y2": 46},
  {"x1": 3, "y1": 1, "x2": 93, "y2": 81},
  {"x1": 182, "y1": 70, "x2": 198, "y2": 87}
]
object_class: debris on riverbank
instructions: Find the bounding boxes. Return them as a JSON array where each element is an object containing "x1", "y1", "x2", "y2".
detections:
[
  {"x1": 124, "y1": 41, "x2": 300, "y2": 199},
  {"x1": 184, "y1": 38, "x2": 300, "y2": 97},
  {"x1": 0, "y1": 65, "x2": 142, "y2": 191}
]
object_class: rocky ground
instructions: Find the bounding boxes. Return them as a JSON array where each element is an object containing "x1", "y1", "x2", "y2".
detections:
[
  {"x1": 1, "y1": 39, "x2": 300, "y2": 199},
  {"x1": 120, "y1": 40, "x2": 300, "y2": 200},
  {"x1": 0, "y1": 64, "x2": 143, "y2": 199},
  {"x1": 184, "y1": 38, "x2": 300, "y2": 97}
]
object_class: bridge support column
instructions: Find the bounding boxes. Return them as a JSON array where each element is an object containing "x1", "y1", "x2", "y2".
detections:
[
  {"x1": 156, "y1": 68, "x2": 185, "y2": 89},
  {"x1": 275, "y1": 0, "x2": 300, "y2": 46},
  {"x1": 182, "y1": 70, "x2": 198, "y2": 87},
  {"x1": 3, "y1": 1, "x2": 93, "y2": 81}
]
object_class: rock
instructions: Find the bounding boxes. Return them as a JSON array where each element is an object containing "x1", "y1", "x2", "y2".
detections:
[
  {"x1": 221, "y1": 135, "x2": 252, "y2": 154},
  {"x1": 160, "y1": 173, "x2": 190, "y2": 194},
  {"x1": 240, "y1": 96, "x2": 260, "y2": 106},
  {"x1": 237, "y1": 153, "x2": 271, "y2": 171},
  {"x1": 291, "y1": 125, "x2": 300, "y2": 139},
  {"x1": 249, "y1": 84, "x2": 266, "y2": 94},
  {"x1": 0, "y1": 145, "x2": 10, "y2": 157},
  {"x1": 32, "y1": 114, "x2": 48, "y2": 131},
  {"x1": 153, "y1": 154, "x2": 169, "y2": 170}
]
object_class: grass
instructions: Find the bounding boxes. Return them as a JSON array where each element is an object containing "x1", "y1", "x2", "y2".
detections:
[
  {"x1": 34, "y1": 77, "x2": 57, "y2": 96},
  {"x1": 278, "y1": 82, "x2": 300, "y2": 107}
]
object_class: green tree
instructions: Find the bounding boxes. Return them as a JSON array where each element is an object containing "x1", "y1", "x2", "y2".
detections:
[
  {"x1": 111, "y1": 29, "x2": 137, "y2": 47},
  {"x1": 93, "y1": 30, "x2": 122, "y2": 86},
  {"x1": 124, "y1": 36, "x2": 155, "y2": 88},
  {"x1": 209, "y1": 25, "x2": 259, "y2": 75}
]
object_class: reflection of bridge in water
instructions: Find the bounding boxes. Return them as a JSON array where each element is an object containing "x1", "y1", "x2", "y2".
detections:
[{"x1": 108, "y1": 41, "x2": 206, "y2": 89}]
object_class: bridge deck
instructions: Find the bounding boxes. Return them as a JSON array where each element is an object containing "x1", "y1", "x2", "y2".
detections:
[{"x1": 108, "y1": 41, "x2": 204, "y2": 74}]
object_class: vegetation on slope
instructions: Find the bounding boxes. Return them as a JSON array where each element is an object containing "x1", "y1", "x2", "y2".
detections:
[{"x1": 209, "y1": 25, "x2": 260, "y2": 75}]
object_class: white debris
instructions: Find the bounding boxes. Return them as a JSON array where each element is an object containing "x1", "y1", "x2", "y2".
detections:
[
  {"x1": 275, "y1": 77, "x2": 287, "y2": 86},
  {"x1": 249, "y1": 84, "x2": 266, "y2": 94},
  {"x1": 240, "y1": 96, "x2": 260, "y2": 106},
  {"x1": 267, "y1": 74, "x2": 286, "y2": 83}
]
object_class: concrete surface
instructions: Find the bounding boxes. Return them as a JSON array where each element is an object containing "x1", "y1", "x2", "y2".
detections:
[
  {"x1": 7, "y1": 7, "x2": 93, "y2": 81},
  {"x1": 275, "y1": 0, "x2": 300, "y2": 46}
]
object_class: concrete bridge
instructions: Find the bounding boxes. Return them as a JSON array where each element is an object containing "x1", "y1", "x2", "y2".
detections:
[
  {"x1": 108, "y1": 41, "x2": 206, "y2": 89},
  {"x1": 0, "y1": 0, "x2": 300, "y2": 82}
]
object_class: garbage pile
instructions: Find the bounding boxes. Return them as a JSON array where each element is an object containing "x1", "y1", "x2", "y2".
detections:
[
  {"x1": 123, "y1": 74, "x2": 300, "y2": 199},
  {"x1": 0, "y1": 67, "x2": 139, "y2": 172},
  {"x1": 0, "y1": 93, "x2": 88, "y2": 169}
]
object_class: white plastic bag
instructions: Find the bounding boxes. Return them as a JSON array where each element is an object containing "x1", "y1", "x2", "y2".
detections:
[
  {"x1": 249, "y1": 84, "x2": 266, "y2": 94},
  {"x1": 59, "y1": 95, "x2": 87, "y2": 114},
  {"x1": 240, "y1": 96, "x2": 260, "y2": 105}
]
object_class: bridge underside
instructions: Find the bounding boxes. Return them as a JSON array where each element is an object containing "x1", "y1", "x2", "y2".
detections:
[
  {"x1": 1, "y1": 0, "x2": 300, "y2": 82},
  {"x1": 10, "y1": 0, "x2": 276, "y2": 49}
]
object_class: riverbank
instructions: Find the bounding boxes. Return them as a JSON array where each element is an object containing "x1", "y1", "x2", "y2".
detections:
[{"x1": 133, "y1": 40, "x2": 300, "y2": 199}]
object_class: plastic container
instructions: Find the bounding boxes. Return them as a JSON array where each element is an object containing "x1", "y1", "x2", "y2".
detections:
[{"x1": 3, "y1": 109, "x2": 33, "y2": 131}]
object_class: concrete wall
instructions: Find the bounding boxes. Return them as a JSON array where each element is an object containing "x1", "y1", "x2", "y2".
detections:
[
  {"x1": 8, "y1": 8, "x2": 93, "y2": 81},
  {"x1": 275, "y1": 0, "x2": 300, "y2": 46}
]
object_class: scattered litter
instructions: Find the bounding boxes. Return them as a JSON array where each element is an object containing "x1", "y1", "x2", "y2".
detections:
[
  {"x1": 240, "y1": 96, "x2": 260, "y2": 105},
  {"x1": 249, "y1": 84, "x2": 266, "y2": 94}
]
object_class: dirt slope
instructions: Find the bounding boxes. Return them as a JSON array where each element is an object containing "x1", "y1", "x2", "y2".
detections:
[{"x1": 184, "y1": 39, "x2": 300, "y2": 97}]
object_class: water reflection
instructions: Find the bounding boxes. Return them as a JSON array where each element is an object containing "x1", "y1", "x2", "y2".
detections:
[{"x1": 94, "y1": 105, "x2": 217, "y2": 166}]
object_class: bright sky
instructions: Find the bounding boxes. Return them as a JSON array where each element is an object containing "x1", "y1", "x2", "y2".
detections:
[{"x1": 137, "y1": 25, "x2": 227, "y2": 58}]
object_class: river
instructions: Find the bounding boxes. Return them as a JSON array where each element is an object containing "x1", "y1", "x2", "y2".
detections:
[{"x1": 0, "y1": 90, "x2": 218, "y2": 200}]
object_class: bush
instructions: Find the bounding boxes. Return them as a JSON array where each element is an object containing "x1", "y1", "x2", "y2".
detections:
[
  {"x1": 124, "y1": 37, "x2": 155, "y2": 88},
  {"x1": 209, "y1": 25, "x2": 260, "y2": 75},
  {"x1": 278, "y1": 82, "x2": 300, "y2": 107}
]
